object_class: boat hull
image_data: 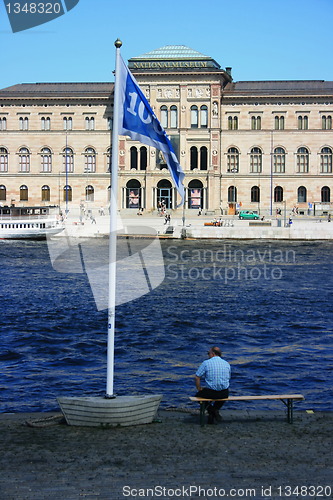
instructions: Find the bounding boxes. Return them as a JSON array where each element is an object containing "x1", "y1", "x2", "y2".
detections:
[
  {"x1": 57, "y1": 394, "x2": 162, "y2": 427},
  {"x1": 0, "y1": 226, "x2": 64, "y2": 240}
]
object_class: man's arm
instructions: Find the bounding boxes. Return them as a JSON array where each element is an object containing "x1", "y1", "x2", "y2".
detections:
[{"x1": 195, "y1": 375, "x2": 202, "y2": 392}]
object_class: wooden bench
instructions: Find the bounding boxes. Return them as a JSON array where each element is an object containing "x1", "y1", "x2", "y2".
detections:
[{"x1": 189, "y1": 394, "x2": 305, "y2": 426}]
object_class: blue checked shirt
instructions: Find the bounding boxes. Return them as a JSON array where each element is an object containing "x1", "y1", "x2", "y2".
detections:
[{"x1": 196, "y1": 356, "x2": 231, "y2": 391}]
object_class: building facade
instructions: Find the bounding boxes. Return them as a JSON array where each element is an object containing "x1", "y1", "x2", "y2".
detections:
[{"x1": 1, "y1": 45, "x2": 332, "y2": 216}]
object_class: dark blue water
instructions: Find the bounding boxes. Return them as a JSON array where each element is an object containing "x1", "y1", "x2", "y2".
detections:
[{"x1": 1, "y1": 239, "x2": 332, "y2": 412}]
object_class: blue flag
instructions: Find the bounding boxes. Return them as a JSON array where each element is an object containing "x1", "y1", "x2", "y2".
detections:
[{"x1": 118, "y1": 56, "x2": 185, "y2": 205}]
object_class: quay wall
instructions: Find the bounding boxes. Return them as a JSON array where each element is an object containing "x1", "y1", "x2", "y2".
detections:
[
  {"x1": 182, "y1": 221, "x2": 333, "y2": 240},
  {"x1": 58, "y1": 211, "x2": 333, "y2": 240}
]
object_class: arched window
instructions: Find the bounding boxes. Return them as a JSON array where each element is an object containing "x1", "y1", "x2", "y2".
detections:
[
  {"x1": 130, "y1": 146, "x2": 138, "y2": 170},
  {"x1": 297, "y1": 186, "x2": 307, "y2": 203},
  {"x1": 188, "y1": 179, "x2": 203, "y2": 209},
  {"x1": 251, "y1": 116, "x2": 261, "y2": 130},
  {"x1": 274, "y1": 147, "x2": 286, "y2": 173},
  {"x1": 0, "y1": 147, "x2": 8, "y2": 172},
  {"x1": 131, "y1": 146, "x2": 147, "y2": 171},
  {"x1": 63, "y1": 117, "x2": 73, "y2": 130},
  {"x1": 250, "y1": 147, "x2": 262, "y2": 173},
  {"x1": 84, "y1": 147, "x2": 96, "y2": 173},
  {"x1": 20, "y1": 185, "x2": 28, "y2": 201},
  {"x1": 298, "y1": 115, "x2": 308, "y2": 130},
  {"x1": 157, "y1": 179, "x2": 173, "y2": 209},
  {"x1": 228, "y1": 186, "x2": 237, "y2": 203},
  {"x1": 227, "y1": 147, "x2": 239, "y2": 172},
  {"x1": 274, "y1": 116, "x2": 285, "y2": 130},
  {"x1": 190, "y1": 146, "x2": 198, "y2": 170},
  {"x1": 140, "y1": 146, "x2": 147, "y2": 170},
  {"x1": 200, "y1": 146, "x2": 208, "y2": 170},
  {"x1": 274, "y1": 186, "x2": 283, "y2": 203},
  {"x1": 322, "y1": 115, "x2": 332, "y2": 130},
  {"x1": 41, "y1": 117, "x2": 51, "y2": 130},
  {"x1": 63, "y1": 185, "x2": 72, "y2": 202},
  {"x1": 126, "y1": 179, "x2": 141, "y2": 209},
  {"x1": 296, "y1": 147, "x2": 309, "y2": 173},
  {"x1": 63, "y1": 147, "x2": 74, "y2": 173},
  {"x1": 228, "y1": 116, "x2": 238, "y2": 130},
  {"x1": 320, "y1": 147, "x2": 332, "y2": 173},
  {"x1": 170, "y1": 106, "x2": 178, "y2": 128},
  {"x1": 160, "y1": 106, "x2": 168, "y2": 129},
  {"x1": 41, "y1": 185, "x2": 50, "y2": 202},
  {"x1": 19, "y1": 117, "x2": 29, "y2": 130},
  {"x1": 0, "y1": 117, "x2": 7, "y2": 131},
  {"x1": 40, "y1": 147, "x2": 52, "y2": 172},
  {"x1": 0, "y1": 184, "x2": 6, "y2": 201},
  {"x1": 200, "y1": 105, "x2": 208, "y2": 128},
  {"x1": 251, "y1": 186, "x2": 260, "y2": 203},
  {"x1": 106, "y1": 147, "x2": 111, "y2": 172},
  {"x1": 85, "y1": 117, "x2": 95, "y2": 131},
  {"x1": 85, "y1": 185, "x2": 94, "y2": 202},
  {"x1": 321, "y1": 186, "x2": 330, "y2": 203},
  {"x1": 19, "y1": 147, "x2": 30, "y2": 172},
  {"x1": 191, "y1": 105, "x2": 198, "y2": 128}
]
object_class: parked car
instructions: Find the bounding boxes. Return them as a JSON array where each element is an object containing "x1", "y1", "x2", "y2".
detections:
[{"x1": 238, "y1": 210, "x2": 260, "y2": 220}]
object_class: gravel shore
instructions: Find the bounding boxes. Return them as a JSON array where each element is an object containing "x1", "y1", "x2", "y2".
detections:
[{"x1": 0, "y1": 409, "x2": 332, "y2": 500}]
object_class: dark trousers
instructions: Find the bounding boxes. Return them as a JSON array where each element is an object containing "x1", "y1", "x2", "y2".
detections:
[{"x1": 195, "y1": 388, "x2": 229, "y2": 411}]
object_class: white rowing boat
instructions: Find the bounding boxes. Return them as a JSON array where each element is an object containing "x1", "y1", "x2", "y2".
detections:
[{"x1": 57, "y1": 394, "x2": 162, "y2": 427}]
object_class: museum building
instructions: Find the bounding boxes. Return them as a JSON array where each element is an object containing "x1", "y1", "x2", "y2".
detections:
[{"x1": 0, "y1": 45, "x2": 333, "y2": 216}]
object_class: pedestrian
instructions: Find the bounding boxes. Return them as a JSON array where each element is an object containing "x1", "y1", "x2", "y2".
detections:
[{"x1": 195, "y1": 347, "x2": 231, "y2": 424}]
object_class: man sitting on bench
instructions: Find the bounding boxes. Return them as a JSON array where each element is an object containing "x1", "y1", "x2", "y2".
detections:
[{"x1": 195, "y1": 346, "x2": 231, "y2": 424}]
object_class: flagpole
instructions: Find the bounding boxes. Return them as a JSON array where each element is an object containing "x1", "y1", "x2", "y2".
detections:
[{"x1": 106, "y1": 38, "x2": 122, "y2": 398}]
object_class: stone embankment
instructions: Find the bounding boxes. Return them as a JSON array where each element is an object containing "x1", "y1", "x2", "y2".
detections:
[{"x1": 57, "y1": 210, "x2": 333, "y2": 240}]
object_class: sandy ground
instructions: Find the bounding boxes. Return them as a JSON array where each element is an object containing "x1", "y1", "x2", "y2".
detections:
[{"x1": 0, "y1": 408, "x2": 332, "y2": 500}]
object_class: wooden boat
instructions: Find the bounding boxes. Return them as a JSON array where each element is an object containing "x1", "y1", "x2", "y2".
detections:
[
  {"x1": 0, "y1": 205, "x2": 64, "y2": 239},
  {"x1": 57, "y1": 394, "x2": 162, "y2": 427}
]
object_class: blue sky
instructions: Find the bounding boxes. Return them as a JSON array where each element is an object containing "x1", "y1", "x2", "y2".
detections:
[{"x1": 0, "y1": 0, "x2": 332, "y2": 89}]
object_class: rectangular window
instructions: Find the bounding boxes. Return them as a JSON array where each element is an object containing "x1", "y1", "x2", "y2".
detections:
[
  {"x1": 297, "y1": 155, "x2": 309, "y2": 173},
  {"x1": 191, "y1": 107, "x2": 198, "y2": 128}
]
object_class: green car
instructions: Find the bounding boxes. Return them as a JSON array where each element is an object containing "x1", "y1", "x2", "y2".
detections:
[{"x1": 238, "y1": 210, "x2": 260, "y2": 220}]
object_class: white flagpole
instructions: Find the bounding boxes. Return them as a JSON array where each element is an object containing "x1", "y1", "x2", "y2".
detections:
[{"x1": 106, "y1": 38, "x2": 122, "y2": 397}]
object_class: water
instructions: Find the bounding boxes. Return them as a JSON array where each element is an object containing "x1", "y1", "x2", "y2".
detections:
[{"x1": 0, "y1": 238, "x2": 332, "y2": 412}]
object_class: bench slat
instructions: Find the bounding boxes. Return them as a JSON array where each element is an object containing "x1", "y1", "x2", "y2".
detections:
[{"x1": 190, "y1": 394, "x2": 304, "y2": 402}]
